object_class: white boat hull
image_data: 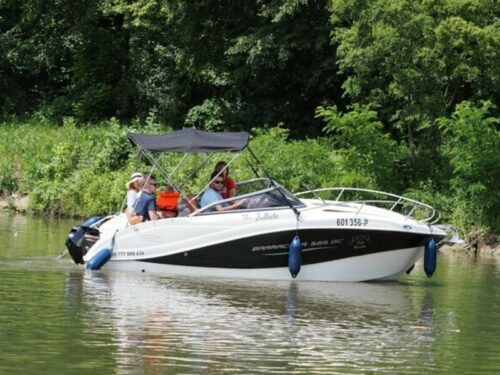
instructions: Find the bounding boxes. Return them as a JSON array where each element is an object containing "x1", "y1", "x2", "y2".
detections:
[
  {"x1": 74, "y1": 204, "x2": 442, "y2": 282},
  {"x1": 98, "y1": 246, "x2": 423, "y2": 282}
]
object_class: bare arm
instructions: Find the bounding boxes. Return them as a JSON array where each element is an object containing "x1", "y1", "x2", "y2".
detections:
[
  {"x1": 149, "y1": 210, "x2": 160, "y2": 221},
  {"x1": 214, "y1": 199, "x2": 247, "y2": 212}
]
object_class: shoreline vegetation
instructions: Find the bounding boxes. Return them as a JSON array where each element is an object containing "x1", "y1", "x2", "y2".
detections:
[{"x1": 0, "y1": 119, "x2": 498, "y2": 253}]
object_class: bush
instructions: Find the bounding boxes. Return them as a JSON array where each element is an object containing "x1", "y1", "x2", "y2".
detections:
[
  {"x1": 316, "y1": 104, "x2": 404, "y2": 192},
  {"x1": 241, "y1": 127, "x2": 343, "y2": 192},
  {"x1": 438, "y1": 101, "x2": 500, "y2": 233}
]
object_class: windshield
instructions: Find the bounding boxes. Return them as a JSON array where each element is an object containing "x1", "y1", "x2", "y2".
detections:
[{"x1": 195, "y1": 178, "x2": 303, "y2": 215}]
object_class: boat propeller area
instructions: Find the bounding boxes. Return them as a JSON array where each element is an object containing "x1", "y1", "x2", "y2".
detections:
[{"x1": 65, "y1": 215, "x2": 102, "y2": 264}]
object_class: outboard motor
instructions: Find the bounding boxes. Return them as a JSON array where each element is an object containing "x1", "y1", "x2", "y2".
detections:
[{"x1": 65, "y1": 216, "x2": 102, "y2": 264}]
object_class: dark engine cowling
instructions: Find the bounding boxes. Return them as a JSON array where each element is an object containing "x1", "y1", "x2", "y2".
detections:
[{"x1": 65, "y1": 216, "x2": 102, "y2": 264}]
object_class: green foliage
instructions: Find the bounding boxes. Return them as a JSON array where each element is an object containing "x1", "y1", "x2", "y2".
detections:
[
  {"x1": 0, "y1": 162, "x2": 17, "y2": 195},
  {"x1": 184, "y1": 98, "x2": 229, "y2": 131},
  {"x1": 0, "y1": 119, "x2": 141, "y2": 216},
  {"x1": 316, "y1": 104, "x2": 403, "y2": 192},
  {"x1": 0, "y1": 119, "x2": 499, "y2": 239},
  {"x1": 438, "y1": 101, "x2": 500, "y2": 233},
  {"x1": 0, "y1": 0, "x2": 339, "y2": 135},
  {"x1": 403, "y1": 180, "x2": 452, "y2": 222},
  {"x1": 330, "y1": 0, "x2": 500, "y2": 171},
  {"x1": 0, "y1": 122, "x2": 342, "y2": 215},
  {"x1": 0, "y1": 0, "x2": 498, "y2": 239},
  {"x1": 241, "y1": 128, "x2": 337, "y2": 191}
]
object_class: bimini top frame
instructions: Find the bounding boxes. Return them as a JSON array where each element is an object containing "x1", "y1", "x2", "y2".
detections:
[
  {"x1": 128, "y1": 129, "x2": 250, "y2": 153},
  {"x1": 127, "y1": 129, "x2": 251, "y2": 204},
  {"x1": 127, "y1": 128, "x2": 300, "y2": 216}
]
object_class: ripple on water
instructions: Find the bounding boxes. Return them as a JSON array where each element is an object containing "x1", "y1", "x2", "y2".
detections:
[{"x1": 0, "y1": 213, "x2": 499, "y2": 374}]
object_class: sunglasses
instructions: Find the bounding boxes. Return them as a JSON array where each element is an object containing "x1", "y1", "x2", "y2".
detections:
[
  {"x1": 214, "y1": 180, "x2": 224, "y2": 185},
  {"x1": 149, "y1": 182, "x2": 157, "y2": 186}
]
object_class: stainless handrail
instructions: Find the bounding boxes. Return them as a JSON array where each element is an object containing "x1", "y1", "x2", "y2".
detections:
[{"x1": 296, "y1": 187, "x2": 438, "y2": 223}]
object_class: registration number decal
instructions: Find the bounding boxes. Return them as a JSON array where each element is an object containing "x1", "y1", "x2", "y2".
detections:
[{"x1": 337, "y1": 218, "x2": 369, "y2": 227}]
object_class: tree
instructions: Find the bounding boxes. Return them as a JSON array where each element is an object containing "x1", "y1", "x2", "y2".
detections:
[
  {"x1": 106, "y1": 0, "x2": 343, "y2": 134},
  {"x1": 317, "y1": 103, "x2": 403, "y2": 191},
  {"x1": 330, "y1": 0, "x2": 500, "y2": 173},
  {"x1": 438, "y1": 101, "x2": 500, "y2": 233},
  {"x1": 0, "y1": 0, "x2": 136, "y2": 122}
]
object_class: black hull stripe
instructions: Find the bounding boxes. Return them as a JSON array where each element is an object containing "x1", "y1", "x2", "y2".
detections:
[{"x1": 142, "y1": 229, "x2": 444, "y2": 269}]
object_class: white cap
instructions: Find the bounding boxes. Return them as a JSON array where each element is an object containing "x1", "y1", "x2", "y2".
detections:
[{"x1": 126, "y1": 172, "x2": 143, "y2": 189}]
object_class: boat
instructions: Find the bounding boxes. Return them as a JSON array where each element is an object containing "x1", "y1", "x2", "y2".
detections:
[{"x1": 65, "y1": 129, "x2": 447, "y2": 282}]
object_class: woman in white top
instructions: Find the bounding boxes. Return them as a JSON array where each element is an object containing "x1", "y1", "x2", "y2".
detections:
[{"x1": 125, "y1": 172, "x2": 144, "y2": 218}]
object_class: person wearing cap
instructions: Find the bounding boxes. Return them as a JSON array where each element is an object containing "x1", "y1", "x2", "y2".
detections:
[{"x1": 125, "y1": 172, "x2": 144, "y2": 218}]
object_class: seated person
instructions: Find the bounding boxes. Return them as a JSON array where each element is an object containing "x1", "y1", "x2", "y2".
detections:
[
  {"x1": 125, "y1": 172, "x2": 144, "y2": 219},
  {"x1": 156, "y1": 185, "x2": 180, "y2": 218},
  {"x1": 200, "y1": 171, "x2": 247, "y2": 212},
  {"x1": 131, "y1": 177, "x2": 159, "y2": 222},
  {"x1": 214, "y1": 161, "x2": 236, "y2": 199}
]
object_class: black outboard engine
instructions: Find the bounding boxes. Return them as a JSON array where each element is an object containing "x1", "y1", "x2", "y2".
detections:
[{"x1": 65, "y1": 216, "x2": 102, "y2": 264}]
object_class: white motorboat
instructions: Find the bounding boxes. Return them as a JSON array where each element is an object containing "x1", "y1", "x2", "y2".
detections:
[{"x1": 65, "y1": 129, "x2": 447, "y2": 282}]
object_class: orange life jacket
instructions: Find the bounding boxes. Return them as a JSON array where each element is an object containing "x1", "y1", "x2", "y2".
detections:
[{"x1": 156, "y1": 192, "x2": 180, "y2": 218}]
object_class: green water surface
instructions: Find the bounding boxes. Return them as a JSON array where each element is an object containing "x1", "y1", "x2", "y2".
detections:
[{"x1": 0, "y1": 213, "x2": 499, "y2": 374}]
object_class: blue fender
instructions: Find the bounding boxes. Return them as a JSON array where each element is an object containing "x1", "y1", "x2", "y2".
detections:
[
  {"x1": 288, "y1": 236, "x2": 302, "y2": 278},
  {"x1": 86, "y1": 248, "x2": 112, "y2": 270},
  {"x1": 424, "y1": 238, "x2": 437, "y2": 278}
]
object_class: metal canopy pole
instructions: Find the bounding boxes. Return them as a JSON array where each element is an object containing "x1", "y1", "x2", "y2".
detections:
[{"x1": 247, "y1": 146, "x2": 301, "y2": 218}]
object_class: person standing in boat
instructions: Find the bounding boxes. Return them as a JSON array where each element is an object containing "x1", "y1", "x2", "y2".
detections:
[
  {"x1": 133, "y1": 177, "x2": 159, "y2": 221},
  {"x1": 200, "y1": 171, "x2": 246, "y2": 212},
  {"x1": 214, "y1": 161, "x2": 236, "y2": 199},
  {"x1": 125, "y1": 172, "x2": 144, "y2": 218}
]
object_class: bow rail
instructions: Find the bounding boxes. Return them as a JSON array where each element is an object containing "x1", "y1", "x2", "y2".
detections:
[{"x1": 295, "y1": 187, "x2": 439, "y2": 223}]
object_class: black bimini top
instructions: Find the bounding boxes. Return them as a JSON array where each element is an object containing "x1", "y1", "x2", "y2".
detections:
[{"x1": 128, "y1": 128, "x2": 250, "y2": 153}]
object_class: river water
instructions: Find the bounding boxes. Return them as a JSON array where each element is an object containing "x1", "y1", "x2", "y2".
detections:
[{"x1": 0, "y1": 212, "x2": 499, "y2": 374}]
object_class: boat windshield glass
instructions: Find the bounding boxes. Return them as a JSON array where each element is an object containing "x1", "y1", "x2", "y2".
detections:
[
  {"x1": 236, "y1": 178, "x2": 273, "y2": 195},
  {"x1": 243, "y1": 187, "x2": 302, "y2": 210},
  {"x1": 196, "y1": 178, "x2": 303, "y2": 214}
]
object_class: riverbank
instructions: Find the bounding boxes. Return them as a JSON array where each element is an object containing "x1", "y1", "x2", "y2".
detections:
[
  {"x1": 0, "y1": 193, "x2": 29, "y2": 212},
  {"x1": 1, "y1": 121, "x2": 498, "y2": 241},
  {"x1": 440, "y1": 244, "x2": 500, "y2": 257}
]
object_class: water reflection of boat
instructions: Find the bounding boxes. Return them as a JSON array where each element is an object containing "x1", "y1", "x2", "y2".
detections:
[
  {"x1": 76, "y1": 271, "x2": 417, "y2": 325},
  {"x1": 65, "y1": 129, "x2": 446, "y2": 282},
  {"x1": 66, "y1": 271, "x2": 438, "y2": 373}
]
